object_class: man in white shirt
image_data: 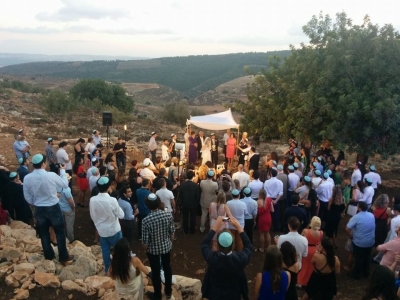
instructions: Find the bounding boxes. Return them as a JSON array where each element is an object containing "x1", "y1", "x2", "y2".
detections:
[
  {"x1": 92, "y1": 130, "x2": 102, "y2": 146},
  {"x1": 56, "y1": 141, "x2": 73, "y2": 187},
  {"x1": 276, "y1": 216, "x2": 308, "y2": 269},
  {"x1": 316, "y1": 172, "x2": 334, "y2": 225},
  {"x1": 223, "y1": 129, "x2": 230, "y2": 163},
  {"x1": 264, "y1": 169, "x2": 284, "y2": 231},
  {"x1": 140, "y1": 158, "x2": 156, "y2": 181},
  {"x1": 227, "y1": 189, "x2": 248, "y2": 251},
  {"x1": 86, "y1": 158, "x2": 99, "y2": 181},
  {"x1": 362, "y1": 178, "x2": 374, "y2": 209},
  {"x1": 364, "y1": 165, "x2": 381, "y2": 195},
  {"x1": 351, "y1": 162, "x2": 362, "y2": 187},
  {"x1": 89, "y1": 176, "x2": 124, "y2": 274},
  {"x1": 311, "y1": 169, "x2": 323, "y2": 189},
  {"x1": 161, "y1": 139, "x2": 170, "y2": 162},
  {"x1": 89, "y1": 168, "x2": 100, "y2": 191},
  {"x1": 85, "y1": 137, "x2": 96, "y2": 157},
  {"x1": 232, "y1": 164, "x2": 250, "y2": 189},
  {"x1": 156, "y1": 178, "x2": 176, "y2": 213},
  {"x1": 240, "y1": 187, "x2": 257, "y2": 244},
  {"x1": 148, "y1": 132, "x2": 158, "y2": 163},
  {"x1": 248, "y1": 170, "x2": 263, "y2": 200},
  {"x1": 287, "y1": 165, "x2": 300, "y2": 208}
]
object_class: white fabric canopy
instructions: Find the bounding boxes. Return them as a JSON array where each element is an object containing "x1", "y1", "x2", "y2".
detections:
[{"x1": 187, "y1": 109, "x2": 239, "y2": 130}]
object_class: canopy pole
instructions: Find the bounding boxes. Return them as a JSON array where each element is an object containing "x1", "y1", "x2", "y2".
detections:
[{"x1": 236, "y1": 126, "x2": 240, "y2": 160}]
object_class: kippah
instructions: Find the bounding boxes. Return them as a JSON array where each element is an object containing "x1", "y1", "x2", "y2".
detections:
[
  {"x1": 314, "y1": 170, "x2": 321, "y2": 176},
  {"x1": 98, "y1": 176, "x2": 109, "y2": 185},
  {"x1": 148, "y1": 193, "x2": 157, "y2": 201},
  {"x1": 32, "y1": 154, "x2": 44, "y2": 164},
  {"x1": 323, "y1": 172, "x2": 329, "y2": 179},
  {"x1": 91, "y1": 157, "x2": 98, "y2": 162},
  {"x1": 211, "y1": 133, "x2": 215, "y2": 136},
  {"x1": 288, "y1": 165, "x2": 294, "y2": 171},
  {"x1": 318, "y1": 156, "x2": 322, "y2": 161},
  {"x1": 207, "y1": 170, "x2": 214, "y2": 177},
  {"x1": 151, "y1": 131, "x2": 156, "y2": 135},
  {"x1": 327, "y1": 169, "x2": 332, "y2": 175},
  {"x1": 9, "y1": 172, "x2": 18, "y2": 179},
  {"x1": 47, "y1": 137, "x2": 53, "y2": 142},
  {"x1": 18, "y1": 158, "x2": 23, "y2": 164},
  {"x1": 232, "y1": 189, "x2": 240, "y2": 196},
  {"x1": 369, "y1": 165, "x2": 376, "y2": 171},
  {"x1": 365, "y1": 177, "x2": 373, "y2": 183},
  {"x1": 93, "y1": 130, "x2": 97, "y2": 133},
  {"x1": 218, "y1": 232, "x2": 233, "y2": 248},
  {"x1": 293, "y1": 162, "x2": 299, "y2": 168},
  {"x1": 304, "y1": 176, "x2": 311, "y2": 182},
  {"x1": 91, "y1": 167, "x2": 98, "y2": 175},
  {"x1": 243, "y1": 187, "x2": 251, "y2": 195},
  {"x1": 312, "y1": 162, "x2": 317, "y2": 167},
  {"x1": 171, "y1": 133, "x2": 175, "y2": 137},
  {"x1": 277, "y1": 164, "x2": 283, "y2": 170}
]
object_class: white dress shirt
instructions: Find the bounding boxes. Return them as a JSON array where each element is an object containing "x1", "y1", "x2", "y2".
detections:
[
  {"x1": 232, "y1": 171, "x2": 250, "y2": 189},
  {"x1": 90, "y1": 193, "x2": 124, "y2": 237},
  {"x1": 390, "y1": 215, "x2": 400, "y2": 240},
  {"x1": 351, "y1": 169, "x2": 362, "y2": 186},
  {"x1": 161, "y1": 144, "x2": 169, "y2": 161},
  {"x1": 240, "y1": 196, "x2": 258, "y2": 220},
  {"x1": 264, "y1": 177, "x2": 283, "y2": 198},
  {"x1": 248, "y1": 179, "x2": 263, "y2": 199},
  {"x1": 277, "y1": 232, "x2": 308, "y2": 269},
  {"x1": 316, "y1": 180, "x2": 334, "y2": 202},
  {"x1": 312, "y1": 177, "x2": 323, "y2": 189},
  {"x1": 56, "y1": 148, "x2": 72, "y2": 170},
  {"x1": 364, "y1": 172, "x2": 381, "y2": 189},
  {"x1": 89, "y1": 175, "x2": 100, "y2": 191},
  {"x1": 92, "y1": 135, "x2": 102, "y2": 146},
  {"x1": 148, "y1": 137, "x2": 157, "y2": 151},
  {"x1": 361, "y1": 186, "x2": 374, "y2": 206},
  {"x1": 288, "y1": 173, "x2": 300, "y2": 191}
]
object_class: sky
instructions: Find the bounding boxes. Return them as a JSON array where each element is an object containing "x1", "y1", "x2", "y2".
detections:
[{"x1": 0, "y1": 0, "x2": 399, "y2": 58}]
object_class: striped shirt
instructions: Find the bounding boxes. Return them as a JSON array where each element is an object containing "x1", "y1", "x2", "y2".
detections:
[{"x1": 45, "y1": 144, "x2": 57, "y2": 165}]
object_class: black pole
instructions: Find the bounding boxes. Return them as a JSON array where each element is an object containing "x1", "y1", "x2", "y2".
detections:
[{"x1": 107, "y1": 125, "x2": 109, "y2": 148}]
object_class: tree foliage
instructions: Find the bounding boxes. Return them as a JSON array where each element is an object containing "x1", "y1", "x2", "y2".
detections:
[
  {"x1": 70, "y1": 79, "x2": 134, "y2": 112},
  {"x1": 161, "y1": 100, "x2": 190, "y2": 126},
  {"x1": 235, "y1": 12, "x2": 400, "y2": 156},
  {"x1": 40, "y1": 90, "x2": 78, "y2": 116}
]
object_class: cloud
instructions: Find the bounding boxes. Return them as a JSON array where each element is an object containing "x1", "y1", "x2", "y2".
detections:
[
  {"x1": 101, "y1": 28, "x2": 175, "y2": 35},
  {"x1": 0, "y1": 26, "x2": 61, "y2": 34},
  {"x1": 36, "y1": 0, "x2": 129, "y2": 22}
]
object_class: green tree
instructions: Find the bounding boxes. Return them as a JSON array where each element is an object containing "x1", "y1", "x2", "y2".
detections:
[
  {"x1": 235, "y1": 12, "x2": 400, "y2": 156},
  {"x1": 162, "y1": 100, "x2": 190, "y2": 126},
  {"x1": 40, "y1": 90, "x2": 77, "y2": 116}
]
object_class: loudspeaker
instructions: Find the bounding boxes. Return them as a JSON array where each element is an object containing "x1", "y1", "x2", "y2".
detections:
[{"x1": 102, "y1": 112, "x2": 112, "y2": 126}]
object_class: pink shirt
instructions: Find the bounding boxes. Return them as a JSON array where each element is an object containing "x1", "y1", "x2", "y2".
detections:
[{"x1": 377, "y1": 237, "x2": 400, "y2": 267}]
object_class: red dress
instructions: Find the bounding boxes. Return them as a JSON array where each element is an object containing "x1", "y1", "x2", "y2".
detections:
[
  {"x1": 257, "y1": 198, "x2": 272, "y2": 232},
  {"x1": 77, "y1": 165, "x2": 89, "y2": 191},
  {"x1": 226, "y1": 137, "x2": 236, "y2": 159}
]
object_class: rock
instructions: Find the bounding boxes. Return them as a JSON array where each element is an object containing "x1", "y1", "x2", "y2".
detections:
[
  {"x1": 34, "y1": 271, "x2": 61, "y2": 288},
  {"x1": 0, "y1": 246, "x2": 23, "y2": 261},
  {"x1": 69, "y1": 246, "x2": 96, "y2": 260},
  {"x1": 0, "y1": 225, "x2": 12, "y2": 237},
  {"x1": 101, "y1": 290, "x2": 118, "y2": 300},
  {"x1": 5, "y1": 273, "x2": 19, "y2": 287},
  {"x1": 9, "y1": 221, "x2": 32, "y2": 229},
  {"x1": 18, "y1": 237, "x2": 42, "y2": 253},
  {"x1": 174, "y1": 275, "x2": 202, "y2": 300},
  {"x1": 84, "y1": 275, "x2": 114, "y2": 290},
  {"x1": 70, "y1": 240, "x2": 90, "y2": 250},
  {"x1": 36, "y1": 260, "x2": 56, "y2": 274},
  {"x1": 28, "y1": 283, "x2": 36, "y2": 290},
  {"x1": 10, "y1": 228, "x2": 37, "y2": 240},
  {"x1": 0, "y1": 265, "x2": 12, "y2": 277},
  {"x1": 59, "y1": 256, "x2": 97, "y2": 281},
  {"x1": 98, "y1": 288, "x2": 105, "y2": 298},
  {"x1": 27, "y1": 253, "x2": 44, "y2": 264},
  {"x1": 14, "y1": 289, "x2": 29, "y2": 300},
  {"x1": 90, "y1": 245, "x2": 102, "y2": 257},
  {"x1": 14, "y1": 263, "x2": 35, "y2": 275},
  {"x1": 61, "y1": 280, "x2": 87, "y2": 293},
  {"x1": 21, "y1": 279, "x2": 32, "y2": 289},
  {"x1": 68, "y1": 295, "x2": 73, "y2": 300},
  {"x1": 1, "y1": 237, "x2": 17, "y2": 247}
]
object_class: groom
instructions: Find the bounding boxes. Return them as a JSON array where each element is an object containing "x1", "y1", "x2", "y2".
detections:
[
  {"x1": 210, "y1": 133, "x2": 219, "y2": 168},
  {"x1": 196, "y1": 131, "x2": 206, "y2": 160}
]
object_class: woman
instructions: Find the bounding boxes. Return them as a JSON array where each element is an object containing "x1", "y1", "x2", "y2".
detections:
[
  {"x1": 73, "y1": 157, "x2": 89, "y2": 207},
  {"x1": 298, "y1": 217, "x2": 323, "y2": 287},
  {"x1": 74, "y1": 138, "x2": 86, "y2": 163},
  {"x1": 226, "y1": 133, "x2": 236, "y2": 170},
  {"x1": 326, "y1": 186, "x2": 346, "y2": 248},
  {"x1": 237, "y1": 132, "x2": 250, "y2": 166},
  {"x1": 128, "y1": 167, "x2": 142, "y2": 206},
  {"x1": 91, "y1": 148, "x2": 101, "y2": 163},
  {"x1": 201, "y1": 137, "x2": 212, "y2": 165},
  {"x1": 255, "y1": 245, "x2": 291, "y2": 300},
  {"x1": 372, "y1": 194, "x2": 392, "y2": 247},
  {"x1": 257, "y1": 189, "x2": 273, "y2": 252},
  {"x1": 116, "y1": 168, "x2": 128, "y2": 191},
  {"x1": 377, "y1": 225, "x2": 400, "y2": 268},
  {"x1": 302, "y1": 238, "x2": 340, "y2": 300},
  {"x1": 362, "y1": 265, "x2": 398, "y2": 300},
  {"x1": 209, "y1": 191, "x2": 232, "y2": 250},
  {"x1": 188, "y1": 131, "x2": 198, "y2": 164},
  {"x1": 281, "y1": 242, "x2": 299, "y2": 300},
  {"x1": 105, "y1": 152, "x2": 118, "y2": 178},
  {"x1": 0, "y1": 155, "x2": 11, "y2": 215},
  {"x1": 348, "y1": 180, "x2": 364, "y2": 216},
  {"x1": 108, "y1": 238, "x2": 152, "y2": 300},
  {"x1": 296, "y1": 176, "x2": 311, "y2": 207},
  {"x1": 335, "y1": 150, "x2": 345, "y2": 166}
]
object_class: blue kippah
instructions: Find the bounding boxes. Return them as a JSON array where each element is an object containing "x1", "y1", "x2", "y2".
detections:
[
  {"x1": 9, "y1": 172, "x2": 18, "y2": 179},
  {"x1": 18, "y1": 158, "x2": 23, "y2": 164},
  {"x1": 293, "y1": 162, "x2": 299, "y2": 168},
  {"x1": 314, "y1": 170, "x2": 321, "y2": 176},
  {"x1": 323, "y1": 172, "x2": 329, "y2": 179},
  {"x1": 98, "y1": 176, "x2": 109, "y2": 185},
  {"x1": 91, "y1": 167, "x2": 98, "y2": 175},
  {"x1": 369, "y1": 165, "x2": 376, "y2": 171},
  {"x1": 304, "y1": 176, "x2": 311, "y2": 182},
  {"x1": 243, "y1": 187, "x2": 251, "y2": 195},
  {"x1": 288, "y1": 165, "x2": 294, "y2": 171},
  {"x1": 365, "y1": 177, "x2": 373, "y2": 183},
  {"x1": 277, "y1": 165, "x2": 283, "y2": 170},
  {"x1": 148, "y1": 193, "x2": 157, "y2": 201},
  {"x1": 218, "y1": 232, "x2": 233, "y2": 247},
  {"x1": 207, "y1": 170, "x2": 214, "y2": 177},
  {"x1": 327, "y1": 169, "x2": 332, "y2": 175},
  {"x1": 232, "y1": 189, "x2": 240, "y2": 196},
  {"x1": 312, "y1": 162, "x2": 317, "y2": 167},
  {"x1": 32, "y1": 154, "x2": 44, "y2": 164},
  {"x1": 47, "y1": 137, "x2": 53, "y2": 142}
]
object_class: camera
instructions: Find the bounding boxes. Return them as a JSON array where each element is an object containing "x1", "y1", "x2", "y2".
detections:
[{"x1": 222, "y1": 217, "x2": 230, "y2": 222}]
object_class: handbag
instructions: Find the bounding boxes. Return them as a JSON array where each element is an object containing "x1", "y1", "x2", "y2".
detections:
[
  {"x1": 347, "y1": 202, "x2": 358, "y2": 216},
  {"x1": 77, "y1": 172, "x2": 86, "y2": 178}
]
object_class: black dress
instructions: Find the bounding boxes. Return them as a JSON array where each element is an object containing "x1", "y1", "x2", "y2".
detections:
[
  {"x1": 305, "y1": 255, "x2": 337, "y2": 300},
  {"x1": 283, "y1": 267, "x2": 298, "y2": 300},
  {"x1": 325, "y1": 203, "x2": 345, "y2": 238},
  {"x1": 238, "y1": 139, "x2": 249, "y2": 165}
]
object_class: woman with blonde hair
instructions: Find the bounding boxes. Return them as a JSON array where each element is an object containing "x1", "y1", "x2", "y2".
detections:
[
  {"x1": 256, "y1": 189, "x2": 273, "y2": 252},
  {"x1": 372, "y1": 194, "x2": 391, "y2": 247},
  {"x1": 209, "y1": 191, "x2": 232, "y2": 250},
  {"x1": 297, "y1": 216, "x2": 323, "y2": 287},
  {"x1": 326, "y1": 186, "x2": 346, "y2": 248}
]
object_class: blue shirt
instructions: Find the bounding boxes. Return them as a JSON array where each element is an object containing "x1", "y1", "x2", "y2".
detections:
[
  {"x1": 23, "y1": 169, "x2": 69, "y2": 207},
  {"x1": 118, "y1": 197, "x2": 134, "y2": 220},
  {"x1": 136, "y1": 187, "x2": 151, "y2": 216},
  {"x1": 13, "y1": 140, "x2": 27, "y2": 159},
  {"x1": 57, "y1": 187, "x2": 74, "y2": 212},
  {"x1": 17, "y1": 165, "x2": 29, "y2": 182},
  {"x1": 347, "y1": 211, "x2": 375, "y2": 248},
  {"x1": 240, "y1": 196, "x2": 258, "y2": 220},
  {"x1": 226, "y1": 199, "x2": 248, "y2": 229}
]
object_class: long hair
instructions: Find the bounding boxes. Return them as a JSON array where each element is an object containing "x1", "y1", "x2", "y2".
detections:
[
  {"x1": 258, "y1": 189, "x2": 266, "y2": 207},
  {"x1": 109, "y1": 238, "x2": 131, "y2": 284},
  {"x1": 321, "y1": 238, "x2": 336, "y2": 270},
  {"x1": 374, "y1": 194, "x2": 389, "y2": 209},
  {"x1": 280, "y1": 241, "x2": 297, "y2": 268},
  {"x1": 331, "y1": 186, "x2": 343, "y2": 205},
  {"x1": 128, "y1": 168, "x2": 138, "y2": 181},
  {"x1": 262, "y1": 245, "x2": 283, "y2": 293},
  {"x1": 72, "y1": 157, "x2": 83, "y2": 174},
  {"x1": 215, "y1": 191, "x2": 226, "y2": 212},
  {"x1": 356, "y1": 180, "x2": 365, "y2": 193},
  {"x1": 105, "y1": 153, "x2": 114, "y2": 164},
  {"x1": 362, "y1": 265, "x2": 398, "y2": 300}
]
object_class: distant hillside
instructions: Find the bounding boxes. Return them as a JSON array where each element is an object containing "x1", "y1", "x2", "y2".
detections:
[{"x1": 0, "y1": 51, "x2": 290, "y2": 98}]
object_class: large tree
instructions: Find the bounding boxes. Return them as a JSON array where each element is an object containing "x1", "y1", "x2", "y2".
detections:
[{"x1": 236, "y1": 12, "x2": 400, "y2": 156}]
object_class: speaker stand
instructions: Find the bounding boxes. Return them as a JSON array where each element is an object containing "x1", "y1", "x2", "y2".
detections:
[{"x1": 106, "y1": 125, "x2": 110, "y2": 148}]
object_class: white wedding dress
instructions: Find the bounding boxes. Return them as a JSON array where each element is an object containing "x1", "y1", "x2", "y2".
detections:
[{"x1": 201, "y1": 138, "x2": 212, "y2": 165}]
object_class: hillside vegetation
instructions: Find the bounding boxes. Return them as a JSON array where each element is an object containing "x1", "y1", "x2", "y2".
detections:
[{"x1": 0, "y1": 51, "x2": 290, "y2": 98}]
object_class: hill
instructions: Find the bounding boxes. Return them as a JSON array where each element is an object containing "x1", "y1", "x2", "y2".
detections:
[{"x1": 0, "y1": 51, "x2": 290, "y2": 98}]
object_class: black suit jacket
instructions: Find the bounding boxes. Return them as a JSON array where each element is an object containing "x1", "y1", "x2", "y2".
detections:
[
  {"x1": 179, "y1": 180, "x2": 200, "y2": 209},
  {"x1": 249, "y1": 154, "x2": 260, "y2": 171},
  {"x1": 197, "y1": 136, "x2": 205, "y2": 152},
  {"x1": 211, "y1": 138, "x2": 219, "y2": 152}
]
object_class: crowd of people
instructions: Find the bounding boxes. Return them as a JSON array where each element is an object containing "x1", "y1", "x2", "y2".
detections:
[{"x1": 1, "y1": 128, "x2": 400, "y2": 300}]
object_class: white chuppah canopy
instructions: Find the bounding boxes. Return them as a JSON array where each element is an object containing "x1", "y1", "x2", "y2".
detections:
[{"x1": 187, "y1": 108, "x2": 239, "y2": 131}]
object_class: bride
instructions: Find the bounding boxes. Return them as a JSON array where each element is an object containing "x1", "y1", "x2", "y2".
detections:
[{"x1": 201, "y1": 137, "x2": 212, "y2": 165}]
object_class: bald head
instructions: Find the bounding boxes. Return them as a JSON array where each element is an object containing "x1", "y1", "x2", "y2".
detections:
[{"x1": 238, "y1": 164, "x2": 244, "y2": 171}]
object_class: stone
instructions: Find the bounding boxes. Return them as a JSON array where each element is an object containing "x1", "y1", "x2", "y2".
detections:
[
  {"x1": 28, "y1": 283, "x2": 36, "y2": 290},
  {"x1": 174, "y1": 275, "x2": 202, "y2": 300},
  {"x1": 0, "y1": 246, "x2": 24, "y2": 261},
  {"x1": 61, "y1": 280, "x2": 87, "y2": 293},
  {"x1": 10, "y1": 228, "x2": 37, "y2": 240},
  {"x1": 34, "y1": 271, "x2": 61, "y2": 288},
  {"x1": 0, "y1": 225, "x2": 12, "y2": 237},
  {"x1": 1, "y1": 237, "x2": 17, "y2": 247},
  {"x1": 9, "y1": 221, "x2": 32, "y2": 229},
  {"x1": 69, "y1": 246, "x2": 96, "y2": 260},
  {"x1": 59, "y1": 256, "x2": 97, "y2": 281},
  {"x1": 102, "y1": 290, "x2": 118, "y2": 300},
  {"x1": 70, "y1": 240, "x2": 89, "y2": 250},
  {"x1": 27, "y1": 253, "x2": 44, "y2": 264},
  {"x1": 36, "y1": 260, "x2": 56, "y2": 274},
  {"x1": 14, "y1": 289, "x2": 29, "y2": 300},
  {"x1": 84, "y1": 275, "x2": 114, "y2": 290},
  {"x1": 90, "y1": 245, "x2": 102, "y2": 257},
  {"x1": 14, "y1": 263, "x2": 35, "y2": 274},
  {"x1": 5, "y1": 273, "x2": 19, "y2": 287},
  {"x1": 68, "y1": 295, "x2": 73, "y2": 300},
  {"x1": 98, "y1": 288, "x2": 105, "y2": 298},
  {"x1": 21, "y1": 279, "x2": 32, "y2": 289},
  {"x1": 0, "y1": 265, "x2": 12, "y2": 277},
  {"x1": 19, "y1": 237, "x2": 42, "y2": 253}
]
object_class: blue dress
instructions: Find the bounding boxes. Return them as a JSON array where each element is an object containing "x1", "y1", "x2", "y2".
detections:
[{"x1": 258, "y1": 270, "x2": 289, "y2": 300}]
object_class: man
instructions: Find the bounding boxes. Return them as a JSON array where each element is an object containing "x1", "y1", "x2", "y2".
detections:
[
  {"x1": 179, "y1": 170, "x2": 200, "y2": 234},
  {"x1": 92, "y1": 130, "x2": 102, "y2": 146},
  {"x1": 364, "y1": 165, "x2": 381, "y2": 196},
  {"x1": 169, "y1": 134, "x2": 177, "y2": 158},
  {"x1": 89, "y1": 167, "x2": 100, "y2": 192},
  {"x1": 361, "y1": 177, "x2": 374, "y2": 209},
  {"x1": 316, "y1": 172, "x2": 334, "y2": 225},
  {"x1": 201, "y1": 216, "x2": 252, "y2": 300},
  {"x1": 142, "y1": 193, "x2": 175, "y2": 300},
  {"x1": 227, "y1": 189, "x2": 248, "y2": 251},
  {"x1": 156, "y1": 178, "x2": 176, "y2": 214},
  {"x1": 45, "y1": 137, "x2": 58, "y2": 173},
  {"x1": 223, "y1": 129, "x2": 230, "y2": 163},
  {"x1": 118, "y1": 185, "x2": 138, "y2": 246},
  {"x1": 136, "y1": 179, "x2": 151, "y2": 239},
  {"x1": 389, "y1": 205, "x2": 400, "y2": 240},
  {"x1": 346, "y1": 201, "x2": 375, "y2": 279},
  {"x1": 161, "y1": 139, "x2": 170, "y2": 162},
  {"x1": 248, "y1": 147, "x2": 260, "y2": 171},
  {"x1": 351, "y1": 162, "x2": 362, "y2": 187},
  {"x1": 17, "y1": 157, "x2": 29, "y2": 182},
  {"x1": 248, "y1": 170, "x2": 263, "y2": 200},
  {"x1": 89, "y1": 176, "x2": 124, "y2": 273},
  {"x1": 56, "y1": 141, "x2": 73, "y2": 186},
  {"x1": 57, "y1": 173, "x2": 75, "y2": 242},
  {"x1": 148, "y1": 132, "x2": 158, "y2": 163},
  {"x1": 113, "y1": 137, "x2": 127, "y2": 168},
  {"x1": 281, "y1": 195, "x2": 309, "y2": 233},
  {"x1": 139, "y1": 158, "x2": 156, "y2": 181},
  {"x1": 287, "y1": 165, "x2": 300, "y2": 208},
  {"x1": 232, "y1": 164, "x2": 250, "y2": 189},
  {"x1": 293, "y1": 162, "x2": 303, "y2": 179},
  {"x1": 240, "y1": 187, "x2": 257, "y2": 244},
  {"x1": 153, "y1": 168, "x2": 175, "y2": 191},
  {"x1": 264, "y1": 168, "x2": 284, "y2": 232},
  {"x1": 8, "y1": 172, "x2": 32, "y2": 224},
  {"x1": 197, "y1": 131, "x2": 205, "y2": 160},
  {"x1": 13, "y1": 134, "x2": 30, "y2": 160},
  {"x1": 23, "y1": 154, "x2": 73, "y2": 264},
  {"x1": 376, "y1": 225, "x2": 400, "y2": 268},
  {"x1": 276, "y1": 216, "x2": 308, "y2": 269},
  {"x1": 86, "y1": 158, "x2": 100, "y2": 181},
  {"x1": 210, "y1": 133, "x2": 219, "y2": 169},
  {"x1": 311, "y1": 169, "x2": 322, "y2": 189},
  {"x1": 200, "y1": 170, "x2": 218, "y2": 233}
]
